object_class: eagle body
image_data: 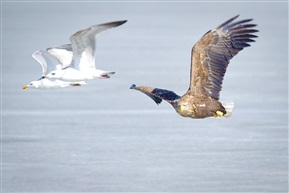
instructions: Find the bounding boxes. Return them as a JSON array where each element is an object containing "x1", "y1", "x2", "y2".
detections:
[{"x1": 174, "y1": 94, "x2": 226, "y2": 118}]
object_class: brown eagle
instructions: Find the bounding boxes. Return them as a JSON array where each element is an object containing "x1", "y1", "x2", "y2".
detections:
[{"x1": 130, "y1": 15, "x2": 258, "y2": 118}]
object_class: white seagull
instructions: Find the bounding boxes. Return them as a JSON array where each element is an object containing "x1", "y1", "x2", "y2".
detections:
[
  {"x1": 44, "y1": 20, "x2": 127, "y2": 82},
  {"x1": 23, "y1": 45, "x2": 86, "y2": 89}
]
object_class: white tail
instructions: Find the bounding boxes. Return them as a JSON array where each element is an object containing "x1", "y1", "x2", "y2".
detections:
[{"x1": 221, "y1": 101, "x2": 235, "y2": 118}]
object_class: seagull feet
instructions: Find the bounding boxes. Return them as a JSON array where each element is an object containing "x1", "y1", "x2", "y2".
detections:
[
  {"x1": 70, "y1": 83, "x2": 81, "y2": 86},
  {"x1": 100, "y1": 75, "x2": 110, "y2": 79},
  {"x1": 213, "y1": 111, "x2": 224, "y2": 118}
]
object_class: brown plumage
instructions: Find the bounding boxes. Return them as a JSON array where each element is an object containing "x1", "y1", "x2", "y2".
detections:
[{"x1": 130, "y1": 15, "x2": 258, "y2": 119}]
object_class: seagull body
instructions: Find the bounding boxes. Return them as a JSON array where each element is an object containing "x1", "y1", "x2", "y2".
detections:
[
  {"x1": 23, "y1": 46, "x2": 86, "y2": 90},
  {"x1": 25, "y1": 77, "x2": 76, "y2": 90},
  {"x1": 131, "y1": 15, "x2": 258, "y2": 119},
  {"x1": 45, "y1": 20, "x2": 127, "y2": 81}
]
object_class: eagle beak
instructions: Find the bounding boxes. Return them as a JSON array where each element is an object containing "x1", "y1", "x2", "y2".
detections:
[{"x1": 22, "y1": 85, "x2": 29, "y2": 89}]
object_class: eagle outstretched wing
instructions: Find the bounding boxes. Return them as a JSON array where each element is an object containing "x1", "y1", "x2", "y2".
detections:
[
  {"x1": 188, "y1": 15, "x2": 258, "y2": 100},
  {"x1": 130, "y1": 84, "x2": 180, "y2": 105}
]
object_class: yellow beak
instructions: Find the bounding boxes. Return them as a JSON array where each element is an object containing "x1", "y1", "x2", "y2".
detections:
[{"x1": 22, "y1": 85, "x2": 29, "y2": 89}]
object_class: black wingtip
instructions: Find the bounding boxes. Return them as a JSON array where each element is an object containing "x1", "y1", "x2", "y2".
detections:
[
  {"x1": 100, "y1": 20, "x2": 127, "y2": 28},
  {"x1": 121, "y1": 20, "x2": 128, "y2": 24},
  {"x1": 130, "y1": 84, "x2": 136, "y2": 89},
  {"x1": 217, "y1": 15, "x2": 240, "y2": 29},
  {"x1": 233, "y1": 14, "x2": 240, "y2": 20},
  {"x1": 115, "y1": 20, "x2": 128, "y2": 26}
]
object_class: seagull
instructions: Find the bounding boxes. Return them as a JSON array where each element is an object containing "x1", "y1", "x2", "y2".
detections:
[
  {"x1": 23, "y1": 46, "x2": 86, "y2": 89},
  {"x1": 44, "y1": 20, "x2": 127, "y2": 82},
  {"x1": 130, "y1": 15, "x2": 258, "y2": 119}
]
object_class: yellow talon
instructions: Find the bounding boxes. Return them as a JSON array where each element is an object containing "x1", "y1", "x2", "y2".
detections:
[
  {"x1": 214, "y1": 111, "x2": 224, "y2": 117},
  {"x1": 180, "y1": 105, "x2": 184, "y2": 113}
]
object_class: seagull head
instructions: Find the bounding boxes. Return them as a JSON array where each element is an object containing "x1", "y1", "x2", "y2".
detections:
[{"x1": 22, "y1": 81, "x2": 39, "y2": 89}]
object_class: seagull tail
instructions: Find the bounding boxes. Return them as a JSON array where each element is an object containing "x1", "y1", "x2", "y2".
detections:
[{"x1": 221, "y1": 101, "x2": 235, "y2": 118}]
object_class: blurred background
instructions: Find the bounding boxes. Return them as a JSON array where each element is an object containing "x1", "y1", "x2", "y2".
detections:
[{"x1": 2, "y1": 1, "x2": 288, "y2": 192}]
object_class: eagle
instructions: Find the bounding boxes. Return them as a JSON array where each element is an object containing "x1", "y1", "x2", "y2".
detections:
[{"x1": 130, "y1": 15, "x2": 258, "y2": 119}]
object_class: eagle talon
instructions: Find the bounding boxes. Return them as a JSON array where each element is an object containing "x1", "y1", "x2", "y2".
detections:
[{"x1": 214, "y1": 111, "x2": 224, "y2": 117}]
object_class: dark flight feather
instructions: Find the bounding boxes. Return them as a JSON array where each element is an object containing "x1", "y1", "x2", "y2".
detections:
[
  {"x1": 130, "y1": 84, "x2": 180, "y2": 105},
  {"x1": 189, "y1": 15, "x2": 258, "y2": 100}
]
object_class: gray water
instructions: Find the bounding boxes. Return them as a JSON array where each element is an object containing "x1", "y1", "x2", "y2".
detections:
[{"x1": 2, "y1": 1, "x2": 288, "y2": 192}]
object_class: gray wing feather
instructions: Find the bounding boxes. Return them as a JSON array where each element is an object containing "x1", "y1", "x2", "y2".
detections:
[
  {"x1": 46, "y1": 44, "x2": 73, "y2": 68},
  {"x1": 32, "y1": 50, "x2": 62, "y2": 75},
  {"x1": 70, "y1": 20, "x2": 127, "y2": 71}
]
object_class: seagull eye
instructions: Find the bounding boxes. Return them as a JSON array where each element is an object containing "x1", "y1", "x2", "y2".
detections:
[
  {"x1": 30, "y1": 83, "x2": 33, "y2": 85},
  {"x1": 51, "y1": 73, "x2": 56, "y2": 75}
]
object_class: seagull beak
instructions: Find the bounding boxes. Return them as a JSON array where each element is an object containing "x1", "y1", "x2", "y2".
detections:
[
  {"x1": 22, "y1": 85, "x2": 29, "y2": 89},
  {"x1": 42, "y1": 75, "x2": 47, "y2": 79}
]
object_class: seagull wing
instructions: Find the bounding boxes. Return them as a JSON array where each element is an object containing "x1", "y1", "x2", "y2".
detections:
[
  {"x1": 46, "y1": 44, "x2": 73, "y2": 68},
  {"x1": 188, "y1": 15, "x2": 258, "y2": 100},
  {"x1": 32, "y1": 50, "x2": 62, "y2": 75},
  {"x1": 69, "y1": 20, "x2": 127, "y2": 71}
]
